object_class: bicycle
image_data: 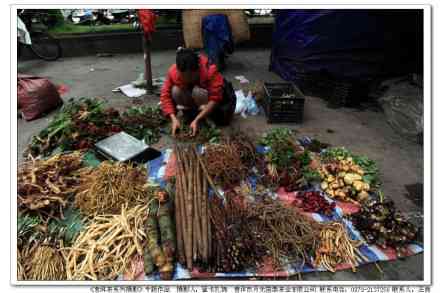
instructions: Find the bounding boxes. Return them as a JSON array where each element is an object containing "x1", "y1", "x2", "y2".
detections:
[{"x1": 18, "y1": 9, "x2": 62, "y2": 61}]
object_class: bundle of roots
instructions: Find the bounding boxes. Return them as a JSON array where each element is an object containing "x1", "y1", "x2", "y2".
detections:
[
  {"x1": 17, "y1": 246, "x2": 28, "y2": 281},
  {"x1": 23, "y1": 244, "x2": 66, "y2": 280},
  {"x1": 65, "y1": 204, "x2": 151, "y2": 280},
  {"x1": 203, "y1": 142, "x2": 247, "y2": 187},
  {"x1": 314, "y1": 222, "x2": 366, "y2": 272},
  {"x1": 226, "y1": 132, "x2": 257, "y2": 169},
  {"x1": 209, "y1": 191, "x2": 266, "y2": 272},
  {"x1": 246, "y1": 197, "x2": 321, "y2": 270},
  {"x1": 75, "y1": 162, "x2": 152, "y2": 216},
  {"x1": 174, "y1": 145, "x2": 212, "y2": 270},
  {"x1": 17, "y1": 152, "x2": 84, "y2": 221},
  {"x1": 256, "y1": 155, "x2": 303, "y2": 192}
]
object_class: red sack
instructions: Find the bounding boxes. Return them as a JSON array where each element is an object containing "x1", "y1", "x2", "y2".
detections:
[
  {"x1": 18, "y1": 74, "x2": 63, "y2": 121},
  {"x1": 137, "y1": 9, "x2": 157, "y2": 39}
]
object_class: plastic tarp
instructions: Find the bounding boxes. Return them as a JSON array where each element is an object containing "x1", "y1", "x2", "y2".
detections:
[
  {"x1": 270, "y1": 10, "x2": 423, "y2": 83},
  {"x1": 202, "y1": 14, "x2": 234, "y2": 65},
  {"x1": 378, "y1": 75, "x2": 423, "y2": 142},
  {"x1": 119, "y1": 142, "x2": 423, "y2": 280}
]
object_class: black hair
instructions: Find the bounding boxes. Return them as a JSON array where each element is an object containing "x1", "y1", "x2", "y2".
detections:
[{"x1": 176, "y1": 48, "x2": 199, "y2": 72}]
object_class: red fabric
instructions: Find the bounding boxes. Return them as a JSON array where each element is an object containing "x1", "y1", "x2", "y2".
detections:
[
  {"x1": 123, "y1": 254, "x2": 145, "y2": 281},
  {"x1": 160, "y1": 54, "x2": 224, "y2": 117},
  {"x1": 164, "y1": 152, "x2": 177, "y2": 180},
  {"x1": 137, "y1": 9, "x2": 157, "y2": 38},
  {"x1": 18, "y1": 74, "x2": 63, "y2": 121},
  {"x1": 56, "y1": 84, "x2": 69, "y2": 96},
  {"x1": 335, "y1": 200, "x2": 361, "y2": 215}
]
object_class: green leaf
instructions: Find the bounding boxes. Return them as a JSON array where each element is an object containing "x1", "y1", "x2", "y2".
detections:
[{"x1": 48, "y1": 207, "x2": 87, "y2": 246}]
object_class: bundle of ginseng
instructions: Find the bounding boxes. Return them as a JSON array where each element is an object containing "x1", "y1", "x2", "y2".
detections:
[{"x1": 173, "y1": 145, "x2": 212, "y2": 270}]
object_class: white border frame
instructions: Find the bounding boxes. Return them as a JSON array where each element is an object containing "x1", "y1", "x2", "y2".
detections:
[{"x1": 10, "y1": 3, "x2": 432, "y2": 286}]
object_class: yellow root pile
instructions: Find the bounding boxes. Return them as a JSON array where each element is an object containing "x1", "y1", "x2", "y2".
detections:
[
  {"x1": 314, "y1": 222, "x2": 365, "y2": 272},
  {"x1": 26, "y1": 245, "x2": 66, "y2": 280},
  {"x1": 65, "y1": 204, "x2": 151, "y2": 280},
  {"x1": 75, "y1": 162, "x2": 150, "y2": 216}
]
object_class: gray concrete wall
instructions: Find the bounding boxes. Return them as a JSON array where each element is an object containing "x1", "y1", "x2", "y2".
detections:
[{"x1": 20, "y1": 24, "x2": 273, "y2": 59}]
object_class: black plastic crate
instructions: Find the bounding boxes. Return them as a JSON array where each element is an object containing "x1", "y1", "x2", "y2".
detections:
[{"x1": 263, "y1": 82, "x2": 305, "y2": 124}]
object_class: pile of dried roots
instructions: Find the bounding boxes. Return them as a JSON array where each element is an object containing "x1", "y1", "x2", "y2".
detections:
[
  {"x1": 203, "y1": 142, "x2": 247, "y2": 187},
  {"x1": 314, "y1": 222, "x2": 365, "y2": 272},
  {"x1": 246, "y1": 197, "x2": 321, "y2": 270},
  {"x1": 17, "y1": 152, "x2": 84, "y2": 221},
  {"x1": 209, "y1": 191, "x2": 267, "y2": 272},
  {"x1": 226, "y1": 132, "x2": 257, "y2": 169},
  {"x1": 75, "y1": 162, "x2": 151, "y2": 216},
  {"x1": 21, "y1": 244, "x2": 66, "y2": 280},
  {"x1": 65, "y1": 204, "x2": 151, "y2": 280},
  {"x1": 174, "y1": 145, "x2": 212, "y2": 270},
  {"x1": 209, "y1": 192, "x2": 323, "y2": 272}
]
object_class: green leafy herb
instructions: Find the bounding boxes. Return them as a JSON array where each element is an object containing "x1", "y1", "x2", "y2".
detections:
[
  {"x1": 258, "y1": 128, "x2": 298, "y2": 169},
  {"x1": 297, "y1": 150, "x2": 312, "y2": 168},
  {"x1": 26, "y1": 98, "x2": 122, "y2": 157},
  {"x1": 352, "y1": 155, "x2": 381, "y2": 188},
  {"x1": 320, "y1": 147, "x2": 352, "y2": 162},
  {"x1": 47, "y1": 207, "x2": 86, "y2": 246},
  {"x1": 17, "y1": 214, "x2": 42, "y2": 247},
  {"x1": 121, "y1": 105, "x2": 167, "y2": 145},
  {"x1": 302, "y1": 166, "x2": 321, "y2": 183}
]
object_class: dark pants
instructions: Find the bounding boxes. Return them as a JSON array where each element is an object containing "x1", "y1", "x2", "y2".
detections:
[{"x1": 171, "y1": 79, "x2": 236, "y2": 126}]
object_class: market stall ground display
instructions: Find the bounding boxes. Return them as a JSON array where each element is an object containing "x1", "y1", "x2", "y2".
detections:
[
  {"x1": 17, "y1": 129, "x2": 422, "y2": 281},
  {"x1": 140, "y1": 141, "x2": 422, "y2": 280}
]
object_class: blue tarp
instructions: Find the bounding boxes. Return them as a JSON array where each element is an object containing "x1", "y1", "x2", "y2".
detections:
[
  {"x1": 270, "y1": 10, "x2": 423, "y2": 82},
  {"x1": 202, "y1": 14, "x2": 234, "y2": 66}
]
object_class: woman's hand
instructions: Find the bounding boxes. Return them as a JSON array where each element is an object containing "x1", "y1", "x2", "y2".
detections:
[
  {"x1": 190, "y1": 119, "x2": 199, "y2": 137},
  {"x1": 170, "y1": 114, "x2": 181, "y2": 137}
]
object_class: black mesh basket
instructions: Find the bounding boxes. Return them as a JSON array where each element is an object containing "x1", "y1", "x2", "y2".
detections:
[{"x1": 262, "y1": 82, "x2": 305, "y2": 124}]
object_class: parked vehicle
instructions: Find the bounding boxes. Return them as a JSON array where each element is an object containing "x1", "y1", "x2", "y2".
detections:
[
  {"x1": 17, "y1": 10, "x2": 62, "y2": 61},
  {"x1": 68, "y1": 9, "x2": 96, "y2": 25}
]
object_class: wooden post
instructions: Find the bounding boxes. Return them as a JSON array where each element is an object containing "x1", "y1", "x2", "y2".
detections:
[{"x1": 142, "y1": 34, "x2": 154, "y2": 93}]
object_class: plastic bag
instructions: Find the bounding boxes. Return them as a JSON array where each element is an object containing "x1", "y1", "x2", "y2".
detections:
[
  {"x1": 18, "y1": 74, "x2": 63, "y2": 121},
  {"x1": 234, "y1": 90, "x2": 259, "y2": 118},
  {"x1": 379, "y1": 76, "x2": 423, "y2": 142}
]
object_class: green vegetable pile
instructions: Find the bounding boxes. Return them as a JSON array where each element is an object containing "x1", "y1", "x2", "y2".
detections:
[
  {"x1": 26, "y1": 98, "x2": 168, "y2": 157},
  {"x1": 258, "y1": 128, "x2": 298, "y2": 169},
  {"x1": 120, "y1": 105, "x2": 167, "y2": 145},
  {"x1": 257, "y1": 128, "x2": 320, "y2": 191},
  {"x1": 173, "y1": 121, "x2": 222, "y2": 144},
  {"x1": 26, "y1": 98, "x2": 122, "y2": 157}
]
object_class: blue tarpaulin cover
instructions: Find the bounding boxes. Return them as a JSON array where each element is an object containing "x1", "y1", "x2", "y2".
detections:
[{"x1": 270, "y1": 9, "x2": 423, "y2": 83}]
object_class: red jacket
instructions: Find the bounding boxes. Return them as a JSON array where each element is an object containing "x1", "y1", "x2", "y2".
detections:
[{"x1": 160, "y1": 54, "x2": 224, "y2": 117}]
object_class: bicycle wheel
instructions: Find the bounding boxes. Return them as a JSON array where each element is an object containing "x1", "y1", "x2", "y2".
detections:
[{"x1": 30, "y1": 31, "x2": 62, "y2": 61}]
